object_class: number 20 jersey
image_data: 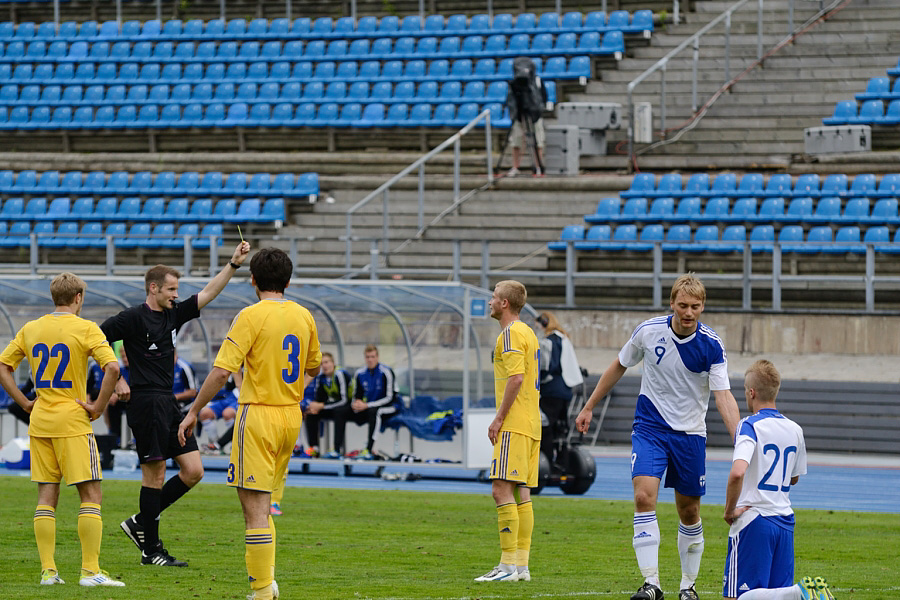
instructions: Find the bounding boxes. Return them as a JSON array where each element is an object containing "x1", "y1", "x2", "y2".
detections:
[
  {"x1": 619, "y1": 315, "x2": 730, "y2": 436},
  {"x1": 0, "y1": 312, "x2": 117, "y2": 438},
  {"x1": 214, "y1": 298, "x2": 322, "y2": 407}
]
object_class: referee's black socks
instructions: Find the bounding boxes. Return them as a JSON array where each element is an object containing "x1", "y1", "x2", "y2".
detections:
[
  {"x1": 160, "y1": 474, "x2": 192, "y2": 513},
  {"x1": 138, "y1": 486, "x2": 162, "y2": 549}
]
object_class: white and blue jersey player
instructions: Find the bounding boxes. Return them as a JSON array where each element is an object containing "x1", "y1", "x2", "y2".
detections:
[
  {"x1": 577, "y1": 274, "x2": 740, "y2": 600},
  {"x1": 723, "y1": 360, "x2": 831, "y2": 600}
]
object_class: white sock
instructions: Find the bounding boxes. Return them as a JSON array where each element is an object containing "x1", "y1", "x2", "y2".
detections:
[
  {"x1": 678, "y1": 520, "x2": 704, "y2": 590},
  {"x1": 739, "y1": 585, "x2": 803, "y2": 600},
  {"x1": 516, "y1": 565, "x2": 529, "y2": 573},
  {"x1": 498, "y1": 563, "x2": 515, "y2": 573},
  {"x1": 200, "y1": 419, "x2": 215, "y2": 442},
  {"x1": 633, "y1": 511, "x2": 660, "y2": 587}
]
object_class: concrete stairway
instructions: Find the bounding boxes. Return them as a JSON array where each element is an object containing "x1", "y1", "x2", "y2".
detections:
[{"x1": 566, "y1": 0, "x2": 900, "y2": 172}]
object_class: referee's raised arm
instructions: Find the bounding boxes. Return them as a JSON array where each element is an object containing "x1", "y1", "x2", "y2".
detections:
[{"x1": 197, "y1": 241, "x2": 251, "y2": 309}]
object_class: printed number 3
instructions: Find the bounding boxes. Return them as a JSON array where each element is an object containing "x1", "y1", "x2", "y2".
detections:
[
  {"x1": 227, "y1": 463, "x2": 235, "y2": 483},
  {"x1": 282, "y1": 334, "x2": 300, "y2": 384},
  {"x1": 33, "y1": 343, "x2": 72, "y2": 389}
]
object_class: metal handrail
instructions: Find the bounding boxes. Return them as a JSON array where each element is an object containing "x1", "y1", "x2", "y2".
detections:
[
  {"x1": 626, "y1": 0, "x2": 838, "y2": 164},
  {"x1": 344, "y1": 108, "x2": 493, "y2": 270}
]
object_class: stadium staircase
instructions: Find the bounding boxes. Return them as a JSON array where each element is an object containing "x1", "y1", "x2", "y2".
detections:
[{"x1": 575, "y1": 0, "x2": 900, "y2": 172}]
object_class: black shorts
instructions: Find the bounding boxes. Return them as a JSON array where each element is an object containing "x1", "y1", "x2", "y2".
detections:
[{"x1": 126, "y1": 391, "x2": 199, "y2": 464}]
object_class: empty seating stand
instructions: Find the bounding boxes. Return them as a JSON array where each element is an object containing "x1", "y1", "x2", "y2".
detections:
[
  {"x1": 550, "y1": 171, "x2": 900, "y2": 255},
  {"x1": 0, "y1": 168, "x2": 318, "y2": 249}
]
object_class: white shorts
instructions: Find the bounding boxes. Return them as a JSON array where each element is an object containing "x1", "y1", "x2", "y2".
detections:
[{"x1": 510, "y1": 118, "x2": 545, "y2": 149}]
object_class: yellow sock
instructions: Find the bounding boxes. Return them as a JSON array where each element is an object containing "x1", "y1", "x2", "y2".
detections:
[
  {"x1": 496, "y1": 502, "x2": 518, "y2": 565},
  {"x1": 516, "y1": 500, "x2": 534, "y2": 567},
  {"x1": 78, "y1": 503, "x2": 102, "y2": 574},
  {"x1": 245, "y1": 527, "x2": 275, "y2": 591},
  {"x1": 33, "y1": 505, "x2": 57, "y2": 572}
]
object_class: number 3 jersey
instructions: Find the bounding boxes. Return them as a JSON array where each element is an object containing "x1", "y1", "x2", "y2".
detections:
[
  {"x1": 0, "y1": 312, "x2": 117, "y2": 438},
  {"x1": 214, "y1": 298, "x2": 322, "y2": 406},
  {"x1": 619, "y1": 315, "x2": 730, "y2": 436},
  {"x1": 733, "y1": 408, "x2": 806, "y2": 517}
]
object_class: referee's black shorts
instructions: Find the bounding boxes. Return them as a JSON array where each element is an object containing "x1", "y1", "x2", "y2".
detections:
[{"x1": 126, "y1": 391, "x2": 199, "y2": 464}]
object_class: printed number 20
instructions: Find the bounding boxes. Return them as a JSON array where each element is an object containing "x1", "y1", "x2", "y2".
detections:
[
  {"x1": 32, "y1": 343, "x2": 72, "y2": 389},
  {"x1": 282, "y1": 334, "x2": 301, "y2": 384},
  {"x1": 758, "y1": 443, "x2": 798, "y2": 492}
]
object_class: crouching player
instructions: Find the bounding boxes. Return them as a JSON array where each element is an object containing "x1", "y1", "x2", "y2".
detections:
[{"x1": 723, "y1": 360, "x2": 834, "y2": 600}]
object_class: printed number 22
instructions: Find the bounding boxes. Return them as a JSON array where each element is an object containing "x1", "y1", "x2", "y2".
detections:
[
  {"x1": 758, "y1": 443, "x2": 798, "y2": 492},
  {"x1": 282, "y1": 334, "x2": 301, "y2": 384},
  {"x1": 33, "y1": 343, "x2": 72, "y2": 389}
]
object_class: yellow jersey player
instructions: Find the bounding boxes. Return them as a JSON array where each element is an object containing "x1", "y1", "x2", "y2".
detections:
[
  {"x1": 0, "y1": 273, "x2": 125, "y2": 587},
  {"x1": 475, "y1": 280, "x2": 541, "y2": 583},
  {"x1": 178, "y1": 248, "x2": 321, "y2": 600}
]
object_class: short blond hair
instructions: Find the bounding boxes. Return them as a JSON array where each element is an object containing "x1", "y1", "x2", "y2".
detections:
[
  {"x1": 50, "y1": 272, "x2": 86, "y2": 307},
  {"x1": 495, "y1": 280, "x2": 527, "y2": 314},
  {"x1": 364, "y1": 344, "x2": 378, "y2": 355},
  {"x1": 670, "y1": 272, "x2": 706, "y2": 304},
  {"x1": 745, "y1": 359, "x2": 781, "y2": 403}
]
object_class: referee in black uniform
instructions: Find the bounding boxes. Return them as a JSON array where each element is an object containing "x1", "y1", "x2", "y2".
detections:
[{"x1": 102, "y1": 240, "x2": 250, "y2": 567}]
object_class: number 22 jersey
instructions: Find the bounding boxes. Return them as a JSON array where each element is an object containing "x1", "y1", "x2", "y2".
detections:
[
  {"x1": 214, "y1": 298, "x2": 322, "y2": 406},
  {"x1": 0, "y1": 312, "x2": 117, "y2": 438}
]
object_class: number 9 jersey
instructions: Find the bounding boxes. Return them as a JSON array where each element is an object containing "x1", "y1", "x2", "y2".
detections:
[
  {"x1": 214, "y1": 298, "x2": 322, "y2": 406},
  {"x1": 0, "y1": 312, "x2": 117, "y2": 437},
  {"x1": 619, "y1": 315, "x2": 730, "y2": 436}
]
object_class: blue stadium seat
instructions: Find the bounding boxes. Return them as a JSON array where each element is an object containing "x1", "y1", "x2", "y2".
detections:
[
  {"x1": 865, "y1": 225, "x2": 893, "y2": 253},
  {"x1": 35, "y1": 170, "x2": 60, "y2": 194},
  {"x1": 44, "y1": 222, "x2": 79, "y2": 249},
  {"x1": 346, "y1": 81, "x2": 367, "y2": 101},
  {"x1": 169, "y1": 223, "x2": 200, "y2": 248},
  {"x1": 874, "y1": 173, "x2": 900, "y2": 198},
  {"x1": 135, "y1": 197, "x2": 164, "y2": 222},
  {"x1": 757, "y1": 197, "x2": 785, "y2": 222},
  {"x1": 704, "y1": 173, "x2": 737, "y2": 198},
  {"x1": 855, "y1": 76, "x2": 890, "y2": 101},
  {"x1": 584, "y1": 197, "x2": 620, "y2": 223},
  {"x1": 574, "y1": 224, "x2": 611, "y2": 250},
  {"x1": 621, "y1": 173, "x2": 655, "y2": 198},
  {"x1": 819, "y1": 173, "x2": 848, "y2": 198},
  {"x1": 840, "y1": 197, "x2": 869, "y2": 224},
  {"x1": 748, "y1": 224, "x2": 775, "y2": 253},
  {"x1": 186, "y1": 198, "x2": 213, "y2": 222},
  {"x1": 823, "y1": 101, "x2": 855, "y2": 125},
  {"x1": 870, "y1": 198, "x2": 899, "y2": 225},
  {"x1": 733, "y1": 173, "x2": 763, "y2": 198},
  {"x1": 12, "y1": 170, "x2": 37, "y2": 194},
  {"x1": 0, "y1": 197, "x2": 24, "y2": 222},
  {"x1": 716, "y1": 225, "x2": 747, "y2": 253},
  {"x1": 605, "y1": 224, "x2": 637, "y2": 251},
  {"x1": 777, "y1": 225, "x2": 804, "y2": 253},
  {"x1": 793, "y1": 174, "x2": 820, "y2": 198},
  {"x1": 34, "y1": 197, "x2": 69, "y2": 223},
  {"x1": 879, "y1": 99, "x2": 900, "y2": 125},
  {"x1": 619, "y1": 197, "x2": 648, "y2": 222},
  {"x1": 628, "y1": 223, "x2": 664, "y2": 252},
  {"x1": 687, "y1": 225, "x2": 719, "y2": 253},
  {"x1": 407, "y1": 103, "x2": 432, "y2": 126},
  {"x1": 784, "y1": 197, "x2": 813, "y2": 222},
  {"x1": 676, "y1": 173, "x2": 707, "y2": 197},
  {"x1": 662, "y1": 224, "x2": 691, "y2": 252},
  {"x1": 647, "y1": 197, "x2": 675, "y2": 221},
  {"x1": 851, "y1": 99, "x2": 884, "y2": 124},
  {"x1": 808, "y1": 196, "x2": 841, "y2": 224},
  {"x1": 0, "y1": 221, "x2": 30, "y2": 248},
  {"x1": 198, "y1": 171, "x2": 223, "y2": 195},
  {"x1": 446, "y1": 14, "x2": 467, "y2": 34},
  {"x1": 698, "y1": 197, "x2": 730, "y2": 222},
  {"x1": 226, "y1": 198, "x2": 262, "y2": 223},
  {"x1": 116, "y1": 223, "x2": 153, "y2": 248},
  {"x1": 547, "y1": 223, "x2": 584, "y2": 251},
  {"x1": 223, "y1": 172, "x2": 248, "y2": 195},
  {"x1": 75, "y1": 222, "x2": 105, "y2": 249},
  {"x1": 648, "y1": 173, "x2": 683, "y2": 198},
  {"x1": 832, "y1": 225, "x2": 864, "y2": 254},
  {"x1": 760, "y1": 173, "x2": 791, "y2": 198},
  {"x1": 800, "y1": 225, "x2": 833, "y2": 253},
  {"x1": 848, "y1": 173, "x2": 876, "y2": 197},
  {"x1": 71, "y1": 197, "x2": 94, "y2": 219},
  {"x1": 384, "y1": 103, "x2": 409, "y2": 126},
  {"x1": 729, "y1": 197, "x2": 757, "y2": 222},
  {"x1": 671, "y1": 196, "x2": 701, "y2": 222}
]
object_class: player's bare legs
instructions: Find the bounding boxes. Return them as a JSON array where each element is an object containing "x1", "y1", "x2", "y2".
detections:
[
  {"x1": 632, "y1": 476, "x2": 664, "y2": 600},
  {"x1": 674, "y1": 492, "x2": 704, "y2": 600},
  {"x1": 238, "y1": 488, "x2": 278, "y2": 600}
]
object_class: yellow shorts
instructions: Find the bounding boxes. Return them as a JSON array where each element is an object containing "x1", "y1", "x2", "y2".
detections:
[
  {"x1": 30, "y1": 434, "x2": 102, "y2": 485},
  {"x1": 227, "y1": 403, "x2": 301, "y2": 492},
  {"x1": 489, "y1": 430, "x2": 540, "y2": 488}
]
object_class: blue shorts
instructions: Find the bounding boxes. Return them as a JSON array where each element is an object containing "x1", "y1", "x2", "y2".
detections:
[
  {"x1": 631, "y1": 425, "x2": 706, "y2": 496},
  {"x1": 724, "y1": 513, "x2": 795, "y2": 597},
  {"x1": 209, "y1": 394, "x2": 239, "y2": 419}
]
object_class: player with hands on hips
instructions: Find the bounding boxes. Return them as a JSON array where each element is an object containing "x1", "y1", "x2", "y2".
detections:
[{"x1": 575, "y1": 273, "x2": 740, "y2": 600}]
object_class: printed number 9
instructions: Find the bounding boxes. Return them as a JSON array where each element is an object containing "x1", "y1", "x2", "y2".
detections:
[
  {"x1": 654, "y1": 346, "x2": 666, "y2": 364},
  {"x1": 282, "y1": 334, "x2": 300, "y2": 383}
]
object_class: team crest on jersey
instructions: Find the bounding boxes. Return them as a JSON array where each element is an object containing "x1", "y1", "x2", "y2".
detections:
[{"x1": 699, "y1": 475, "x2": 706, "y2": 488}]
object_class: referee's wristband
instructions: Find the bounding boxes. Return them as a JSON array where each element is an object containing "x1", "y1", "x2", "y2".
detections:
[{"x1": 229, "y1": 261, "x2": 241, "y2": 270}]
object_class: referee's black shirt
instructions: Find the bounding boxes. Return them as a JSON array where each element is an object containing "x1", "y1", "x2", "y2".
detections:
[{"x1": 101, "y1": 294, "x2": 200, "y2": 395}]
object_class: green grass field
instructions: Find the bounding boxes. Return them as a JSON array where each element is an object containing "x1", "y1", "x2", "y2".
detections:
[{"x1": 1, "y1": 475, "x2": 897, "y2": 600}]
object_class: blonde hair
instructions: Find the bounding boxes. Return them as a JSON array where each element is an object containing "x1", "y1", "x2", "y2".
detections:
[
  {"x1": 670, "y1": 272, "x2": 706, "y2": 304},
  {"x1": 495, "y1": 280, "x2": 527, "y2": 314},
  {"x1": 50, "y1": 272, "x2": 86, "y2": 307},
  {"x1": 745, "y1": 359, "x2": 781, "y2": 403},
  {"x1": 538, "y1": 311, "x2": 568, "y2": 337},
  {"x1": 364, "y1": 344, "x2": 378, "y2": 355}
]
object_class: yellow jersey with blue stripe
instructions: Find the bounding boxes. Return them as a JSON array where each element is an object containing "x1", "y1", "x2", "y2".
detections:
[
  {"x1": 493, "y1": 320, "x2": 541, "y2": 440},
  {"x1": 0, "y1": 312, "x2": 117, "y2": 438},
  {"x1": 214, "y1": 298, "x2": 322, "y2": 406}
]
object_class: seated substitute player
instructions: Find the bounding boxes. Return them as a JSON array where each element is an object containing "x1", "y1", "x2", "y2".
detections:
[
  {"x1": 307, "y1": 351, "x2": 353, "y2": 458},
  {"x1": 723, "y1": 360, "x2": 833, "y2": 600},
  {"x1": 173, "y1": 352, "x2": 198, "y2": 415},
  {"x1": 178, "y1": 247, "x2": 322, "y2": 600},
  {"x1": 344, "y1": 345, "x2": 401, "y2": 458},
  {"x1": 576, "y1": 273, "x2": 741, "y2": 600},
  {"x1": 0, "y1": 273, "x2": 125, "y2": 587},
  {"x1": 198, "y1": 371, "x2": 241, "y2": 453},
  {"x1": 475, "y1": 280, "x2": 540, "y2": 583}
]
